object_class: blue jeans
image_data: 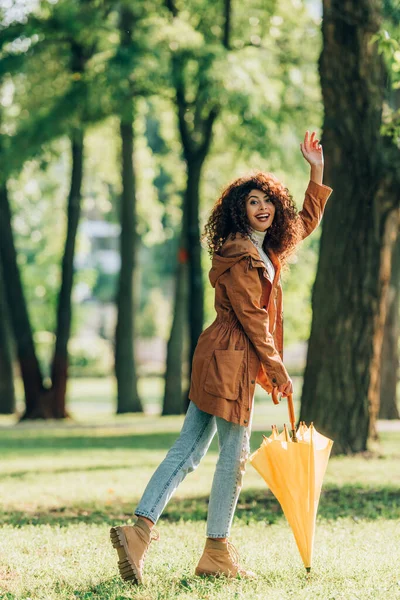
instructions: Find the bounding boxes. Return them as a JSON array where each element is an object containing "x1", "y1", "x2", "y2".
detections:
[{"x1": 134, "y1": 400, "x2": 252, "y2": 538}]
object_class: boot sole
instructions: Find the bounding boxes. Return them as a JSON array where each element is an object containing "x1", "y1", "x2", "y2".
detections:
[{"x1": 110, "y1": 526, "x2": 142, "y2": 585}]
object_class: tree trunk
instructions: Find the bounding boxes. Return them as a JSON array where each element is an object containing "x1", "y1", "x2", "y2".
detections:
[
  {"x1": 50, "y1": 129, "x2": 84, "y2": 419},
  {"x1": 379, "y1": 232, "x2": 400, "y2": 419},
  {"x1": 0, "y1": 258, "x2": 15, "y2": 414},
  {"x1": 164, "y1": 156, "x2": 208, "y2": 413},
  {"x1": 113, "y1": 7, "x2": 142, "y2": 414},
  {"x1": 162, "y1": 232, "x2": 188, "y2": 415},
  {"x1": 115, "y1": 115, "x2": 143, "y2": 414},
  {"x1": 299, "y1": 0, "x2": 400, "y2": 453},
  {"x1": 379, "y1": 85, "x2": 400, "y2": 420},
  {"x1": 177, "y1": 116, "x2": 217, "y2": 410},
  {"x1": 0, "y1": 183, "x2": 46, "y2": 418},
  {"x1": 186, "y1": 159, "x2": 204, "y2": 379}
]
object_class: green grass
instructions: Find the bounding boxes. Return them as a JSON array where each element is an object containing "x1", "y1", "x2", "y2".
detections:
[{"x1": 1, "y1": 379, "x2": 400, "y2": 599}]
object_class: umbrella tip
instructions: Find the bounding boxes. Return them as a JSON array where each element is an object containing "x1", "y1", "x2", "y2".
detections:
[{"x1": 306, "y1": 567, "x2": 311, "y2": 573}]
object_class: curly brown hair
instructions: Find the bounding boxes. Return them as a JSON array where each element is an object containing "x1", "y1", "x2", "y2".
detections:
[{"x1": 201, "y1": 171, "x2": 303, "y2": 268}]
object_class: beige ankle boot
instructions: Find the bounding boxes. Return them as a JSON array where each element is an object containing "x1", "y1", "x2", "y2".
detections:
[
  {"x1": 195, "y1": 538, "x2": 256, "y2": 578},
  {"x1": 110, "y1": 518, "x2": 159, "y2": 584}
]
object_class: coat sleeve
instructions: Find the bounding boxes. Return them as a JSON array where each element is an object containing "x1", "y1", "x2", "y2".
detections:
[
  {"x1": 298, "y1": 180, "x2": 333, "y2": 240},
  {"x1": 220, "y1": 257, "x2": 290, "y2": 387}
]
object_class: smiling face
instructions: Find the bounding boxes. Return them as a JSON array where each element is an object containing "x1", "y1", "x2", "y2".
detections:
[{"x1": 245, "y1": 189, "x2": 276, "y2": 232}]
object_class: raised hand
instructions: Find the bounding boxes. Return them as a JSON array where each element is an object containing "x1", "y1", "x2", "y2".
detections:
[{"x1": 300, "y1": 130, "x2": 324, "y2": 167}]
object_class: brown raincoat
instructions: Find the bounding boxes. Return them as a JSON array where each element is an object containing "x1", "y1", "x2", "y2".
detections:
[{"x1": 188, "y1": 180, "x2": 333, "y2": 425}]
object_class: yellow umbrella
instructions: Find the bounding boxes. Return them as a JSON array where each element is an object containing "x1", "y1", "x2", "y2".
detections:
[{"x1": 249, "y1": 391, "x2": 333, "y2": 572}]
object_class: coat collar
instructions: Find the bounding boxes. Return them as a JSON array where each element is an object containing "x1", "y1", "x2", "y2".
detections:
[{"x1": 209, "y1": 234, "x2": 281, "y2": 288}]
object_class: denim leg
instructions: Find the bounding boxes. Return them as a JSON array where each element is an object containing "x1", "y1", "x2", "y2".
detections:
[
  {"x1": 206, "y1": 414, "x2": 252, "y2": 538},
  {"x1": 134, "y1": 401, "x2": 217, "y2": 524}
]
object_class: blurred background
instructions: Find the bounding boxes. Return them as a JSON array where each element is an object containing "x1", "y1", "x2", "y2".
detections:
[
  {"x1": 0, "y1": 0, "x2": 399, "y2": 454},
  {"x1": 1, "y1": 4, "x2": 400, "y2": 597}
]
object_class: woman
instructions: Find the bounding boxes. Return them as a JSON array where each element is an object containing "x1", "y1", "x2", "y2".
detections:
[{"x1": 110, "y1": 130, "x2": 333, "y2": 584}]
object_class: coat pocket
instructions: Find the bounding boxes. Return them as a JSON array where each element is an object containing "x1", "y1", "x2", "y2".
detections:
[{"x1": 203, "y1": 348, "x2": 245, "y2": 400}]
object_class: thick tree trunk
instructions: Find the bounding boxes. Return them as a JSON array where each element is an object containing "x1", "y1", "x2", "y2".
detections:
[
  {"x1": 379, "y1": 232, "x2": 400, "y2": 419},
  {"x1": 0, "y1": 258, "x2": 15, "y2": 414},
  {"x1": 299, "y1": 0, "x2": 400, "y2": 453},
  {"x1": 115, "y1": 115, "x2": 142, "y2": 414},
  {"x1": 0, "y1": 183, "x2": 46, "y2": 417},
  {"x1": 162, "y1": 232, "x2": 188, "y2": 415},
  {"x1": 50, "y1": 130, "x2": 84, "y2": 419}
]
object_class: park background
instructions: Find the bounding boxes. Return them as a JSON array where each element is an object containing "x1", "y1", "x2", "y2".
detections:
[{"x1": 0, "y1": 0, "x2": 399, "y2": 598}]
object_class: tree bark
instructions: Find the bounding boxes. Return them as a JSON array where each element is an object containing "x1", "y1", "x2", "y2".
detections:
[
  {"x1": 163, "y1": 153, "x2": 210, "y2": 413},
  {"x1": 0, "y1": 258, "x2": 16, "y2": 414},
  {"x1": 223, "y1": 0, "x2": 232, "y2": 49},
  {"x1": 299, "y1": 0, "x2": 400, "y2": 453},
  {"x1": 162, "y1": 232, "x2": 188, "y2": 415},
  {"x1": 113, "y1": 7, "x2": 143, "y2": 414},
  {"x1": 379, "y1": 84, "x2": 400, "y2": 420},
  {"x1": 379, "y1": 231, "x2": 400, "y2": 419},
  {"x1": 115, "y1": 112, "x2": 143, "y2": 413},
  {"x1": 50, "y1": 129, "x2": 84, "y2": 418},
  {"x1": 0, "y1": 182, "x2": 46, "y2": 418},
  {"x1": 185, "y1": 158, "x2": 205, "y2": 387}
]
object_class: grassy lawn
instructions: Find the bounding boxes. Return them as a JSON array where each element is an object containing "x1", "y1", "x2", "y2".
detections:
[{"x1": 1, "y1": 378, "x2": 399, "y2": 599}]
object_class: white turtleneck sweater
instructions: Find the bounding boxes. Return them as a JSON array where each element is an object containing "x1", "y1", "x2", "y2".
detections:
[{"x1": 248, "y1": 227, "x2": 275, "y2": 282}]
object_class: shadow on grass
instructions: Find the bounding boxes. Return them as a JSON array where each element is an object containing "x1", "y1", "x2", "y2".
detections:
[
  {"x1": 3, "y1": 485, "x2": 399, "y2": 528},
  {"x1": 0, "y1": 464, "x2": 141, "y2": 480},
  {"x1": 2, "y1": 428, "x2": 399, "y2": 458},
  {"x1": 0, "y1": 432, "x2": 185, "y2": 453},
  {"x1": 163, "y1": 486, "x2": 400, "y2": 522}
]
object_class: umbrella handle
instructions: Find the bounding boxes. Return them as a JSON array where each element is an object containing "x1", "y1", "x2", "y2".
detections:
[{"x1": 272, "y1": 389, "x2": 298, "y2": 442}]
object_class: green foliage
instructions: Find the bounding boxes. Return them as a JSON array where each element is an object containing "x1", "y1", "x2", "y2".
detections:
[
  {"x1": 137, "y1": 287, "x2": 171, "y2": 339},
  {"x1": 68, "y1": 335, "x2": 114, "y2": 377},
  {"x1": 377, "y1": 2, "x2": 400, "y2": 138},
  {"x1": 7, "y1": 152, "x2": 68, "y2": 333},
  {"x1": 282, "y1": 236, "x2": 320, "y2": 345},
  {"x1": 6, "y1": 149, "x2": 99, "y2": 335},
  {"x1": 92, "y1": 272, "x2": 118, "y2": 303},
  {"x1": 34, "y1": 332, "x2": 114, "y2": 378}
]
